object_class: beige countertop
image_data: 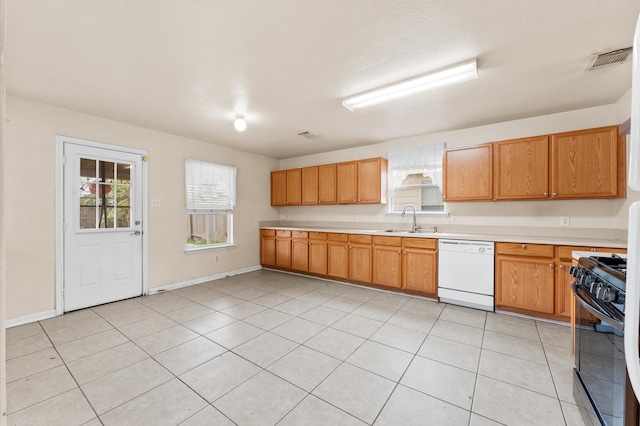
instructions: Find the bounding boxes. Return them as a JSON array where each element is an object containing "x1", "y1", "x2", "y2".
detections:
[{"x1": 260, "y1": 224, "x2": 627, "y2": 249}]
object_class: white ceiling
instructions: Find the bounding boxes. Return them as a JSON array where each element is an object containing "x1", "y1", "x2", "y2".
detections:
[{"x1": 6, "y1": 1, "x2": 640, "y2": 159}]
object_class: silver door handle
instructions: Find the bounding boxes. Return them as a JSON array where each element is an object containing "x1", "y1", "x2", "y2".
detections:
[{"x1": 131, "y1": 230, "x2": 141, "y2": 235}]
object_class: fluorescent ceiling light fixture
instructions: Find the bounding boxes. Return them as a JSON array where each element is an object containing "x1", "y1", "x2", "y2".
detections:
[
  {"x1": 234, "y1": 115, "x2": 247, "y2": 132},
  {"x1": 342, "y1": 59, "x2": 478, "y2": 111}
]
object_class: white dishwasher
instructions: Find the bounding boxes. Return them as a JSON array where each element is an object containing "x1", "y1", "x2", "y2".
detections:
[{"x1": 438, "y1": 239, "x2": 495, "y2": 311}]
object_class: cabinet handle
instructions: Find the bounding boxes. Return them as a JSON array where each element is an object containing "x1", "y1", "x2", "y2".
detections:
[
  {"x1": 559, "y1": 265, "x2": 565, "y2": 269},
  {"x1": 543, "y1": 192, "x2": 548, "y2": 196},
  {"x1": 521, "y1": 244, "x2": 527, "y2": 249},
  {"x1": 549, "y1": 263, "x2": 554, "y2": 268}
]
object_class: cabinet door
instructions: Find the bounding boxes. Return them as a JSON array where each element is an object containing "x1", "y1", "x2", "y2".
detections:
[
  {"x1": 493, "y1": 136, "x2": 549, "y2": 200},
  {"x1": 291, "y1": 239, "x2": 309, "y2": 271},
  {"x1": 357, "y1": 158, "x2": 387, "y2": 204},
  {"x1": 402, "y1": 248, "x2": 437, "y2": 296},
  {"x1": 271, "y1": 171, "x2": 287, "y2": 206},
  {"x1": 286, "y1": 169, "x2": 302, "y2": 205},
  {"x1": 555, "y1": 262, "x2": 573, "y2": 318},
  {"x1": 373, "y1": 245, "x2": 402, "y2": 288},
  {"x1": 308, "y1": 240, "x2": 327, "y2": 275},
  {"x1": 275, "y1": 238, "x2": 292, "y2": 269},
  {"x1": 443, "y1": 145, "x2": 493, "y2": 201},
  {"x1": 349, "y1": 244, "x2": 372, "y2": 283},
  {"x1": 318, "y1": 164, "x2": 337, "y2": 204},
  {"x1": 495, "y1": 256, "x2": 555, "y2": 314},
  {"x1": 551, "y1": 126, "x2": 618, "y2": 199},
  {"x1": 328, "y1": 242, "x2": 349, "y2": 279},
  {"x1": 337, "y1": 161, "x2": 357, "y2": 204},
  {"x1": 261, "y1": 235, "x2": 276, "y2": 267},
  {"x1": 301, "y1": 167, "x2": 319, "y2": 205}
]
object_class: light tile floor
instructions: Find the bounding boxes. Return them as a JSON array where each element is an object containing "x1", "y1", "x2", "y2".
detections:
[{"x1": 5, "y1": 269, "x2": 595, "y2": 425}]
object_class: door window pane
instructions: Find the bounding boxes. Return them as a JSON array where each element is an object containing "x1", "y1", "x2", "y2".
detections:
[{"x1": 79, "y1": 158, "x2": 132, "y2": 230}]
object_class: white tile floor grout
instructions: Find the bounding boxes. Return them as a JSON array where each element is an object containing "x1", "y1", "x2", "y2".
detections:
[{"x1": 5, "y1": 269, "x2": 594, "y2": 425}]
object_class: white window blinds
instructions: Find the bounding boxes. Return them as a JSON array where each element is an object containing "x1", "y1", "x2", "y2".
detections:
[
  {"x1": 388, "y1": 142, "x2": 446, "y2": 190},
  {"x1": 185, "y1": 159, "x2": 237, "y2": 212}
]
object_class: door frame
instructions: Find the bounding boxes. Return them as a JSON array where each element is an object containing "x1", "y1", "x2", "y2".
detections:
[{"x1": 55, "y1": 135, "x2": 149, "y2": 315}]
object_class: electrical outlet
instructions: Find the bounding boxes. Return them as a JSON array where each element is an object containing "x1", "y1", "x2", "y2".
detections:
[
  {"x1": 151, "y1": 199, "x2": 161, "y2": 207},
  {"x1": 377, "y1": 215, "x2": 385, "y2": 222},
  {"x1": 561, "y1": 216, "x2": 571, "y2": 227},
  {"x1": 354, "y1": 215, "x2": 358, "y2": 222},
  {"x1": 215, "y1": 255, "x2": 219, "y2": 262},
  {"x1": 313, "y1": 215, "x2": 319, "y2": 221},
  {"x1": 450, "y1": 216, "x2": 458, "y2": 224}
]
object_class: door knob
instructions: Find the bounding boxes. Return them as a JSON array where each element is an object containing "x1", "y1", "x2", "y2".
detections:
[{"x1": 131, "y1": 230, "x2": 141, "y2": 235}]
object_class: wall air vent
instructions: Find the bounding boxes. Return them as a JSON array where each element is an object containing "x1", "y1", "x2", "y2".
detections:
[
  {"x1": 586, "y1": 47, "x2": 632, "y2": 71},
  {"x1": 297, "y1": 130, "x2": 320, "y2": 140}
]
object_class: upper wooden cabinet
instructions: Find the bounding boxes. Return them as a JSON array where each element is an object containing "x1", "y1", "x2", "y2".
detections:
[
  {"x1": 551, "y1": 126, "x2": 621, "y2": 199},
  {"x1": 358, "y1": 158, "x2": 388, "y2": 204},
  {"x1": 273, "y1": 157, "x2": 387, "y2": 206},
  {"x1": 493, "y1": 136, "x2": 549, "y2": 200},
  {"x1": 271, "y1": 171, "x2": 287, "y2": 206},
  {"x1": 301, "y1": 166, "x2": 319, "y2": 205},
  {"x1": 318, "y1": 164, "x2": 337, "y2": 204},
  {"x1": 270, "y1": 169, "x2": 302, "y2": 206},
  {"x1": 337, "y1": 161, "x2": 358, "y2": 204},
  {"x1": 443, "y1": 144, "x2": 493, "y2": 201},
  {"x1": 445, "y1": 125, "x2": 625, "y2": 202}
]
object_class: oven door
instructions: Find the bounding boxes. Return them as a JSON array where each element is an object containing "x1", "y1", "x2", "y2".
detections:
[{"x1": 573, "y1": 283, "x2": 625, "y2": 426}]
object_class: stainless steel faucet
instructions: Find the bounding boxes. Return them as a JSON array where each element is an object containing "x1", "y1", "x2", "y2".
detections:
[{"x1": 401, "y1": 204, "x2": 420, "y2": 233}]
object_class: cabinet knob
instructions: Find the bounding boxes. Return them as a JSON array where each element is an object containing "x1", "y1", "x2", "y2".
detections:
[
  {"x1": 543, "y1": 192, "x2": 548, "y2": 196},
  {"x1": 403, "y1": 251, "x2": 407, "y2": 255},
  {"x1": 552, "y1": 192, "x2": 558, "y2": 196},
  {"x1": 559, "y1": 265, "x2": 565, "y2": 269},
  {"x1": 521, "y1": 244, "x2": 527, "y2": 249},
  {"x1": 398, "y1": 250, "x2": 402, "y2": 254},
  {"x1": 443, "y1": 195, "x2": 447, "y2": 199},
  {"x1": 549, "y1": 263, "x2": 554, "y2": 268},
  {"x1": 590, "y1": 248, "x2": 596, "y2": 252}
]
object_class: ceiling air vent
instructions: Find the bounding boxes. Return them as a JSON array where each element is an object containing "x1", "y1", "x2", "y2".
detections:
[
  {"x1": 297, "y1": 130, "x2": 320, "y2": 140},
  {"x1": 586, "y1": 47, "x2": 632, "y2": 71}
]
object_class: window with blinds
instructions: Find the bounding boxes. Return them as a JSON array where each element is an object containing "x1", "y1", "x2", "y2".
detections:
[
  {"x1": 185, "y1": 158, "x2": 236, "y2": 250},
  {"x1": 387, "y1": 143, "x2": 446, "y2": 213}
]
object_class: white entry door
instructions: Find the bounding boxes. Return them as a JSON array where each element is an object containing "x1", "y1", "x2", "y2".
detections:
[{"x1": 63, "y1": 142, "x2": 144, "y2": 312}]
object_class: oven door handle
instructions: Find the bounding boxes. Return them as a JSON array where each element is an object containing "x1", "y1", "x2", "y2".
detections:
[{"x1": 572, "y1": 283, "x2": 624, "y2": 331}]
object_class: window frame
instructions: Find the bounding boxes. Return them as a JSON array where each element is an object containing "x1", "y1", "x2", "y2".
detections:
[
  {"x1": 184, "y1": 159, "x2": 237, "y2": 252},
  {"x1": 387, "y1": 143, "x2": 448, "y2": 218}
]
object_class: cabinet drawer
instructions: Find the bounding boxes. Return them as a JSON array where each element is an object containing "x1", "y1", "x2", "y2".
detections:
[
  {"x1": 261, "y1": 229, "x2": 275, "y2": 237},
  {"x1": 328, "y1": 233, "x2": 349, "y2": 242},
  {"x1": 276, "y1": 230, "x2": 291, "y2": 238},
  {"x1": 349, "y1": 234, "x2": 372, "y2": 244},
  {"x1": 403, "y1": 238, "x2": 437, "y2": 250},
  {"x1": 308, "y1": 232, "x2": 327, "y2": 240},
  {"x1": 372, "y1": 236, "x2": 402, "y2": 247},
  {"x1": 556, "y1": 245, "x2": 626, "y2": 261},
  {"x1": 496, "y1": 242, "x2": 554, "y2": 257},
  {"x1": 292, "y1": 231, "x2": 308, "y2": 239}
]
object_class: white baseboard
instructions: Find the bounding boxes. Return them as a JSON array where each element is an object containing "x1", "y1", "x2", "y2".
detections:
[
  {"x1": 147, "y1": 265, "x2": 263, "y2": 294},
  {"x1": 5, "y1": 310, "x2": 57, "y2": 328},
  {"x1": 5, "y1": 266, "x2": 263, "y2": 327}
]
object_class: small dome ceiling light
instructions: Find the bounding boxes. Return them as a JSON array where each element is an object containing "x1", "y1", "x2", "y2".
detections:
[{"x1": 234, "y1": 115, "x2": 247, "y2": 132}]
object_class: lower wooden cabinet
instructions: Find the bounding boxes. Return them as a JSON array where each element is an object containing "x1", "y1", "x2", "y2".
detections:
[
  {"x1": 373, "y1": 236, "x2": 403, "y2": 288},
  {"x1": 496, "y1": 242, "x2": 627, "y2": 320},
  {"x1": 260, "y1": 230, "x2": 276, "y2": 267},
  {"x1": 275, "y1": 231, "x2": 292, "y2": 269},
  {"x1": 495, "y1": 248, "x2": 556, "y2": 315},
  {"x1": 402, "y1": 238, "x2": 438, "y2": 297},
  {"x1": 327, "y1": 233, "x2": 349, "y2": 279},
  {"x1": 291, "y1": 231, "x2": 309, "y2": 272},
  {"x1": 308, "y1": 232, "x2": 328, "y2": 275}
]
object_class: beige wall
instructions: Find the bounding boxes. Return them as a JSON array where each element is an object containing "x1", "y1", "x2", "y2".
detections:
[
  {"x1": 280, "y1": 102, "x2": 639, "y2": 232},
  {"x1": 5, "y1": 96, "x2": 279, "y2": 321}
]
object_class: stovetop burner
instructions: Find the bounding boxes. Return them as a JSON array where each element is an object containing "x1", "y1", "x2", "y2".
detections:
[{"x1": 590, "y1": 254, "x2": 627, "y2": 276}]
